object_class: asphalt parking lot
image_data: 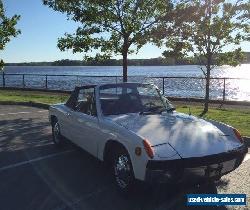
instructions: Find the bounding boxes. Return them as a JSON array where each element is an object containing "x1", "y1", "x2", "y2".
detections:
[{"x1": 0, "y1": 105, "x2": 249, "y2": 210}]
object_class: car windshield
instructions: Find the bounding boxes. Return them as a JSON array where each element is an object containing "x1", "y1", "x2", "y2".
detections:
[{"x1": 99, "y1": 83, "x2": 175, "y2": 115}]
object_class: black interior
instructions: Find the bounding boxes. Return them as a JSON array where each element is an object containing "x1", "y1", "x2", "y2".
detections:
[{"x1": 101, "y1": 93, "x2": 143, "y2": 115}]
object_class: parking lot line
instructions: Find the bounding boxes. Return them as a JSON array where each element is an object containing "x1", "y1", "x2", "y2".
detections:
[
  {"x1": 55, "y1": 187, "x2": 109, "y2": 210},
  {"x1": 0, "y1": 110, "x2": 47, "y2": 116},
  {"x1": 243, "y1": 154, "x2": 250, "y2": 162},
  {"x1": 0, "y1": 149, "x2": 75, "y2": 173}
]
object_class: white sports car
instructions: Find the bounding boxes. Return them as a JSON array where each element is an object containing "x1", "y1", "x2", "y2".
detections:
[{"x1": 49, "y1": 83, "x2": 247, "y2": 192}]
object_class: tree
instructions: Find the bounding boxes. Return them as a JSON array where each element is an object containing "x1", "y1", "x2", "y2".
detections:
[
  {"x1": 43, "y1": 0, "x2": 174, "y2": 82},
  {"x1": 159, "y1": 0, "x2": 249, "y2": 114},
  {"x1": 0, "y1": 0, "x2": 20, "y2": 70}
]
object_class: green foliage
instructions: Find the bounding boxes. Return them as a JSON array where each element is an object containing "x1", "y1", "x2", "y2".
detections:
[
  {"x1": 161, "y1": 0, "x2": 249, "y2": 71},
  {"x1": 43, "y1": 0, "x2": 174, "y2": 81},
  {"x1": 158, "y1": 0, "x2": 249, "y2": 113},
  {"x1": 0, "y1": 0, "x2": 20, "y2": 70},
  {"x1": 216, "y1": 48, "x2": 245, "y2": 67}
]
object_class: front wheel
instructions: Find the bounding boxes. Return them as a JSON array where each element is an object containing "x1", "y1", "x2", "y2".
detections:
[
  {"x1": 52, "y1": 120, "x2": 63, "y2": 146},
  {"x1": 113, "y1": 149, "x2": 135, "y2": 194}
]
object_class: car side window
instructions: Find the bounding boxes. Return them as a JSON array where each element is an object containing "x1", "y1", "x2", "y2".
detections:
[{"x1": 75, "y1": 87, "x2": 97, "y2": 116}]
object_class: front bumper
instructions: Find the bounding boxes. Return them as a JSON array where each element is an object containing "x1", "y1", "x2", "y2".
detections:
[{"x1": 145, "y1": 145, "x2": 247, "y2": 184}]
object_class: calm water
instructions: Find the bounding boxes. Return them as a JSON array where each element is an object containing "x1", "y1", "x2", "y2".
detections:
[{"x1": 1, "y1": 65, "x2": 250, "y2": 101}]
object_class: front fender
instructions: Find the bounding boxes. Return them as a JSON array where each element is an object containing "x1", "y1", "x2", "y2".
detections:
[{"x1": 97, "y1": 119, "x2": 149, "y2": 181}]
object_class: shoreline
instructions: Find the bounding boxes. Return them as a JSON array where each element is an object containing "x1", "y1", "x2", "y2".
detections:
[{"x1": 3, "y1": 63, "x2": 250, "y2": 67}]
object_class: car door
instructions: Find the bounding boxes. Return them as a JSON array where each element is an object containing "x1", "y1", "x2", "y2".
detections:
[
  {"x1": 58, "y1": 89, "x2": 78, "y2": 141},
  {"x1": 70, "y1": 87, "x2": 102, "y2": 157},
  {"x1": 58, "y1": 106, "x2": 74, "y2": 140}
]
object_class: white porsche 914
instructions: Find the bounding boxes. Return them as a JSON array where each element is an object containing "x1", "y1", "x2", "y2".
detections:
[{"x1": 49, "y1": 83, "x2": 247, "y2": 192}]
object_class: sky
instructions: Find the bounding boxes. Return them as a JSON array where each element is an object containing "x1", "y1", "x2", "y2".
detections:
[{"x1": 0, "y1": 0, "x2": 249, "y2": 63}]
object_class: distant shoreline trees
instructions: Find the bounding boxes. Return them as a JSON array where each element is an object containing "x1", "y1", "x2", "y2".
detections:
[{"x1": 5, "y1": 52, "x2": 250, "y2": 66}]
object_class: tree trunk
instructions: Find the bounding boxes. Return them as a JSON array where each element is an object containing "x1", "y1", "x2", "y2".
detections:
[
  {"x1": 202, "y1": 0, "x2": 212, "y2": 116},
  {"x1": 203, "y1": 65, "x2": 210, "y2": 114},
  {"x1": 122, "y1": 37, "x2": 129, "y2": 83},
  {"x1": 122, "y1": 51, "x2": 128, "y2": 82},
  {"x1": 203, "y1": 50, "x2": 212, "y2": 115}
]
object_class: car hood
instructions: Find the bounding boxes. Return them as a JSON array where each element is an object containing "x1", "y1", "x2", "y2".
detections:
[{"x1": 105, "y1": 112, "x2": 241, "y2": 158}]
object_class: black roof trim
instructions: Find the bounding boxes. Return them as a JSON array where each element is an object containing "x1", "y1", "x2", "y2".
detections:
[
  {"x1": 75, "y1": 82, "x2": 149, "y2": 90},
  {"x1": 75, "y1": 85, "x2": 97, "y2": 89},
  {"x1": 99, "y1": 82, "x2": 150, "y2": 89}
]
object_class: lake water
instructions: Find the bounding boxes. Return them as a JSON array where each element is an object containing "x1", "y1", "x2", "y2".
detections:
[{"x1": 1, "y1": 64, "x2": 250, "y2": 101}]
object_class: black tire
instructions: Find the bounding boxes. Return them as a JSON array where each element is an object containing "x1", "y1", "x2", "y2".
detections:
[
  {"x1": 112, "y1": 147, "x2": 135, "y2": 194},
  {"x1": 52, "y1": 119, "x2": 63, "y2": 146},
  {"x1": 210, "y1": 176, "x2": 221, "y2": 182}
]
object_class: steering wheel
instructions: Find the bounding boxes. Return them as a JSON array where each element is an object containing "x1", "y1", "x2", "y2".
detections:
[{"x1": 144, "y1": 102, "x2": 156, "y2": 108}]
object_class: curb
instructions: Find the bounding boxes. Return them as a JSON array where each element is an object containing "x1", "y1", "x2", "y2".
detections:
[
  {"x1": 0, "y1": 101, "x2": 49, "y2": 110},
  {"x1": 0, "y1": 87, "x2": 71, "y2": 94}
]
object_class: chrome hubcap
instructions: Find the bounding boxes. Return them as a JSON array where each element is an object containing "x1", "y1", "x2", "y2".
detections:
[
  {"x1": 114, "y1": 155, "x2": 131, "y2": 189},
  {"x1": 53, "y1": 122, "x2": 60, "y2": 143}
]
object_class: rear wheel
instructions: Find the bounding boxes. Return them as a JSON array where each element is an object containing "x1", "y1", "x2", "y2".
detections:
[
  {"x1": 113, "y1": 148, "x2": 135, "y2": 194},
  {"x1": 52, "y1": 120, "x2": 63, "y2": 146}
]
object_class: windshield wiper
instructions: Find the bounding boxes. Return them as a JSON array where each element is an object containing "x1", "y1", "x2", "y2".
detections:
[
  {"x1": 139, "y1": 106, "x2": 176, "y2": 115},
  {"x1": 139, "y1": 106, "x2": 166, "y2": 115},
  {"x1": 166, "y1": 107, "x2": 176, "y2": 112},
  {"x1": 139, "y1": 110, "x2": 155, "y2": 115}
]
